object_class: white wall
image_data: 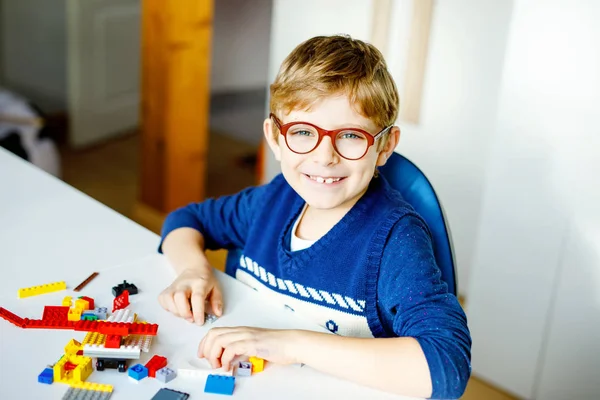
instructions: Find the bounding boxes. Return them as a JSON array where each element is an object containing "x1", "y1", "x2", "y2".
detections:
[
  {"x1": 467, "y1": 0, "x2": 600, "y2": 398},
  {"x1": 389, "y1": 0, "x2": 513, "y2": 295},
  {"x1": 1, "y1": 0, "x2": 67, "y2": 112},
  {"x1": 210, "y1": 0, "x2": 272, "y2": 93}
]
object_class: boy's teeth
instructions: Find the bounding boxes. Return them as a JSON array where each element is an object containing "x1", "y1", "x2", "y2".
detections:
[{"x1": 310, "y1": 175, "x2": 341, "y2": 184}]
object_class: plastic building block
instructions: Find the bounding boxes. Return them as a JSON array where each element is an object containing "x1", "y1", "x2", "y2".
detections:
[
  {"x1": 81, "y1": 313, "x2": 98, "y2": 321},
  {"x1": 74, "y1": 299, "x2": 90, "y2": 311},
  {"x1": 106, "y1": 309, "x2": 134, "y2": 323},
  {"x1": 112, "y1": 280, "x2": 138, "y2": 297},
  {"x1": 104, "y1": 335, "x2": 122, "y2": 349},
  {"x1": 64, "y1": 362, "x2": 78, "y2": 371},
  {"x1": 236, "y1": 361, "x2": 252, "y2": 377},
  {"x1": 73, "y1": 272, "x2": 99, "y2": 292},
  {"x1": 68, "y1": 308, "x2": 82, "y2": 321},
  {"x1": 155, "y1": 367, "x2": 177, "y2": 383},
  {"x1": 79, "y1": 296, "x2": 95, "y2": 310},
  {"x1": 93, "y1": 307, "x2": 108, "y2": 320},
  {"x1": 83, "y1": 344, "x2": 141, "y2": 360},
  {"x1": 82, "y1": 331, "x2": 106, "y2": 346},
  {"x1": 151, "y1": 388, "x2": 190, "y2": 400},
  {"x1": 249, "y1": 356, "x2": 265, "y2": 373},
  {"x1": 0, "y1": 307, "x2": 158, "y2": 336},
  {"x1": 64, "y1": 339, "x2": 83, "y2": 355},
  {"x1": 54, "y1": 355, "x2": 93, "y2": 384},
  {"x1": 205, "y1": 313, "x2": 219, "y2": 324},
  {"x1": 38, "y1": 367, "x2": 54, "y2": 384},
  {"x1": 128, "y1": 364, "x2": 148, "y2": 380},
  {"x1": 22, "y1": 318, "x2": 76, "y2": 330},
  {"x1": 123, "y1": 334, "x2": 153, "y2": 353},
  {"x1": 0, "y1": 307, "x2": 26, "y2": 328},
  {"x1": 205, "y1": 374, "x2": 235, "y2": 396},
  {"x1": 97, "y1": 322, "x2": 131, "y2": 336},
  {"x1": 176, "y1": 356, "x2": 231, "y2": 378},
  {"x1": 145, "y1": 355, "x2": 168, "y2": 378},
  {"x1": 112, "y1": 290, "x2": 129, "y2": 312},
  {"x1": 95, "y1": 358, "x2": 128, "y2": 372},
  {"x1": 129, "y1": 322, "x2": 159, "y2": 335},
  {"x1": 63, "y1": 382, "x2": 113, "y2": 400},
  {"x1": 42, "y1": 306, "x2": 69, "y2": 321},
  {"x1": 18, "y1": 281, "x2": 66, "y2": 298},
  {"x1": 62, "y1": 296, "x2": 73, "y2": 307}
]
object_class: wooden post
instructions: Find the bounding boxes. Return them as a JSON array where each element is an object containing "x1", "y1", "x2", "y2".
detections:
[
  {"x1": 400, "y1": 0, "x2": 434, "y2": 124},
  {"x1": 135, "y1": 0, "x2": 213, "y2": 230}
]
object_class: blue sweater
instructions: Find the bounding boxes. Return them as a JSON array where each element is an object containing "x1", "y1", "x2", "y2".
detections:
[{"x1": 160, "y1": 174, "x2": 471, "y2": 399}]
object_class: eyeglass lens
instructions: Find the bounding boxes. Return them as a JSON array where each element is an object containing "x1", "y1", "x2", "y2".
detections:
[{"x1": 285, "y1": 124, "x2": 369, "y2": 159}]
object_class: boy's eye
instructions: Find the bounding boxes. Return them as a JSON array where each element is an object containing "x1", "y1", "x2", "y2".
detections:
[
  {"x1": 339, "y1": 131, "x2": 366, "y2": 140},
  {"x1": 290, "y1": 129, "x2": 314, "y2": 137}
]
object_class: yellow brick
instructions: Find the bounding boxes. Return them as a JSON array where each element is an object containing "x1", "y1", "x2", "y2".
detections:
[
  {"x1": 75, "y1": 298, "x2": 90, "y2": 311},
  {"x1": 249, "y1": 356, "x2": 265, "y2": 373},
  {"x1": 64, "y1": 339, "x2": 82, "y2": 355},
  {"x1": 82, "y1": 331, "x2": 106, "y2": 345},
  {"x1": 54, "y1": 355, "x2": 93, "y2": 384},
  {"x1": 68, "y1": 308, "x2": 82, "y2": 321},
  {"x1": 62, "y1": 296, "x2": 72, "y2": 307},
  {"x1": 18, "y1": 281, "x2": 66, "y2": 298}
]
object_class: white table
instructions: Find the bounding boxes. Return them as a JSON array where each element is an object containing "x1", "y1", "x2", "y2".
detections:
[
  {"x1": 0, "y1": 148, "x2": 159, "y2": 293},
  {"x1": 0, "y1": 148, "x2": 416, "y2": 399}
]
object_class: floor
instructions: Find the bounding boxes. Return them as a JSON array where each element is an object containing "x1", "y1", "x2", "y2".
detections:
[
  {"x1": 60, "y1": 131, "x2": 258, "y2": 223},
  {"x1": 58, "y1": 131, "x2": 517, "y2": 400}
]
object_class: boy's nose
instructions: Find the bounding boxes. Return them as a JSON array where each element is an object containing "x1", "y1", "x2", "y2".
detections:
[{"x1": 311, "y1": 136, "x2": 339, "y2": 166}]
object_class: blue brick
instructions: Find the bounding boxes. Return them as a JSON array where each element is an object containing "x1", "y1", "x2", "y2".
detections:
[
  {"x1": 204, "y1": 374, "x2": 235, "y2": 396},
  {"x1": 128, "y1": 363, "x2": 148, "y2": 380},
  {"x1": 38, "y1": 368, "x2": 54, "y2": 384}
]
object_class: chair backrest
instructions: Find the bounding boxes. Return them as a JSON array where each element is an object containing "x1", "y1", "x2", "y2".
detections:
[{"x1": 378, "y1": 152, "x2": 457, "y2": 295}]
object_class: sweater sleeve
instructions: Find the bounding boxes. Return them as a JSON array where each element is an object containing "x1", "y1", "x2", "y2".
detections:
[
  {"x1": 377, "y1": 214, "x2": 472, "y2": 399},
  {"x1": 158, "y1": 183, "x2": 269, "y2": 253}
]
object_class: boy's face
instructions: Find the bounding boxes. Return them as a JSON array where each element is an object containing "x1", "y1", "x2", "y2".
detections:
[{"x1": 264, "y1": 95, "x2": 399, "y2": 213}]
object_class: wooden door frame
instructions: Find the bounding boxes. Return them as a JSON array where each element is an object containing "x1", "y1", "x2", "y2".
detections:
[{"x1": 134, "y1": 0, "x2": 214, "y2": 232}]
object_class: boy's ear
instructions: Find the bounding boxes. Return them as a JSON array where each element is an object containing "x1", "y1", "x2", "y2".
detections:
[
  {"x1": 376, "y1": 126, "x2": 400, "y2": 167},
  {"x1": 263, "y1": 117, "x2": 281, "y2": 161}
]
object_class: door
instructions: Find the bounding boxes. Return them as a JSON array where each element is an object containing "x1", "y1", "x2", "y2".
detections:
[{"x1": 67, "y1": 0, "x2": 141, "y2": 148}]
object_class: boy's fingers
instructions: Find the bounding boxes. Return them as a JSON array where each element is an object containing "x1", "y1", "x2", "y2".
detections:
[
  {"x1": 191, "y1": 292, "x2": 205, "y2": 325},
  {"x1": 161, "y1": 294, "x2": 177, "y2": 315},
  {"x1": 174, "y1": 291, "x2": 192, "y2": 319},
  {"x1": 210, "y1": 286, "x2": 224, "y2": 317},
  {"x1": 197, "y1": 335, "x2": 207, "y2": 358}
]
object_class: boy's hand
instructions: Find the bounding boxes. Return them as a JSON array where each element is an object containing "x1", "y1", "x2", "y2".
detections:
[
  {"x1": 198, "y1": 327, "x2": 303, "y2": 370},
  {"x1": 158, "y1": 267, "x2": 223, "y2": 325}
]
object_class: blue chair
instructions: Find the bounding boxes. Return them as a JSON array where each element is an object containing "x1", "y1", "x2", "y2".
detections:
[
  {"x1": 378, "y1": 152, "x2": 457, "y2": 295},
  {"x1": 225, "y1": 152, "x2": 457, "y2": 295}
]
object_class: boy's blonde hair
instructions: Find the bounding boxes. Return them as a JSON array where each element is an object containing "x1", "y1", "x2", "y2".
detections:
[{"x1": 269, "y1": 35, "x2": 399, "y2": 149}]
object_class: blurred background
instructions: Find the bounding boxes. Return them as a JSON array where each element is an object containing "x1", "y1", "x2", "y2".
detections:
[{"x1": 0, "y1": 1, "x2": 598, "y2": 399}]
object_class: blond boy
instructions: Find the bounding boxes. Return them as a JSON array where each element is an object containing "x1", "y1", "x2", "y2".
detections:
[{"x1": 158, "y1": 35, "x2": 471, "y2": 399}]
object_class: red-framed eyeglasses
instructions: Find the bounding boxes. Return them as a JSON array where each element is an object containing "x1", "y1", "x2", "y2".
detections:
[{"x1": 270, "y1": 113, "x2": 392, "y2": 160}]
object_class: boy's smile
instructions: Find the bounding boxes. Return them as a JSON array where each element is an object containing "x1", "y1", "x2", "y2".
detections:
[{"x1": 265, "y1": 95, "x2": 398, "y2": 217}]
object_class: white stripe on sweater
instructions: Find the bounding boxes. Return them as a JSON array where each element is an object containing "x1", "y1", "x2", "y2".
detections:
[
  {"x1": 236, "y1": 269, "x2": 373, "y2": 338},
  {"x1": 237, "y1": 254, "x2": 366, "y2": 313}
]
